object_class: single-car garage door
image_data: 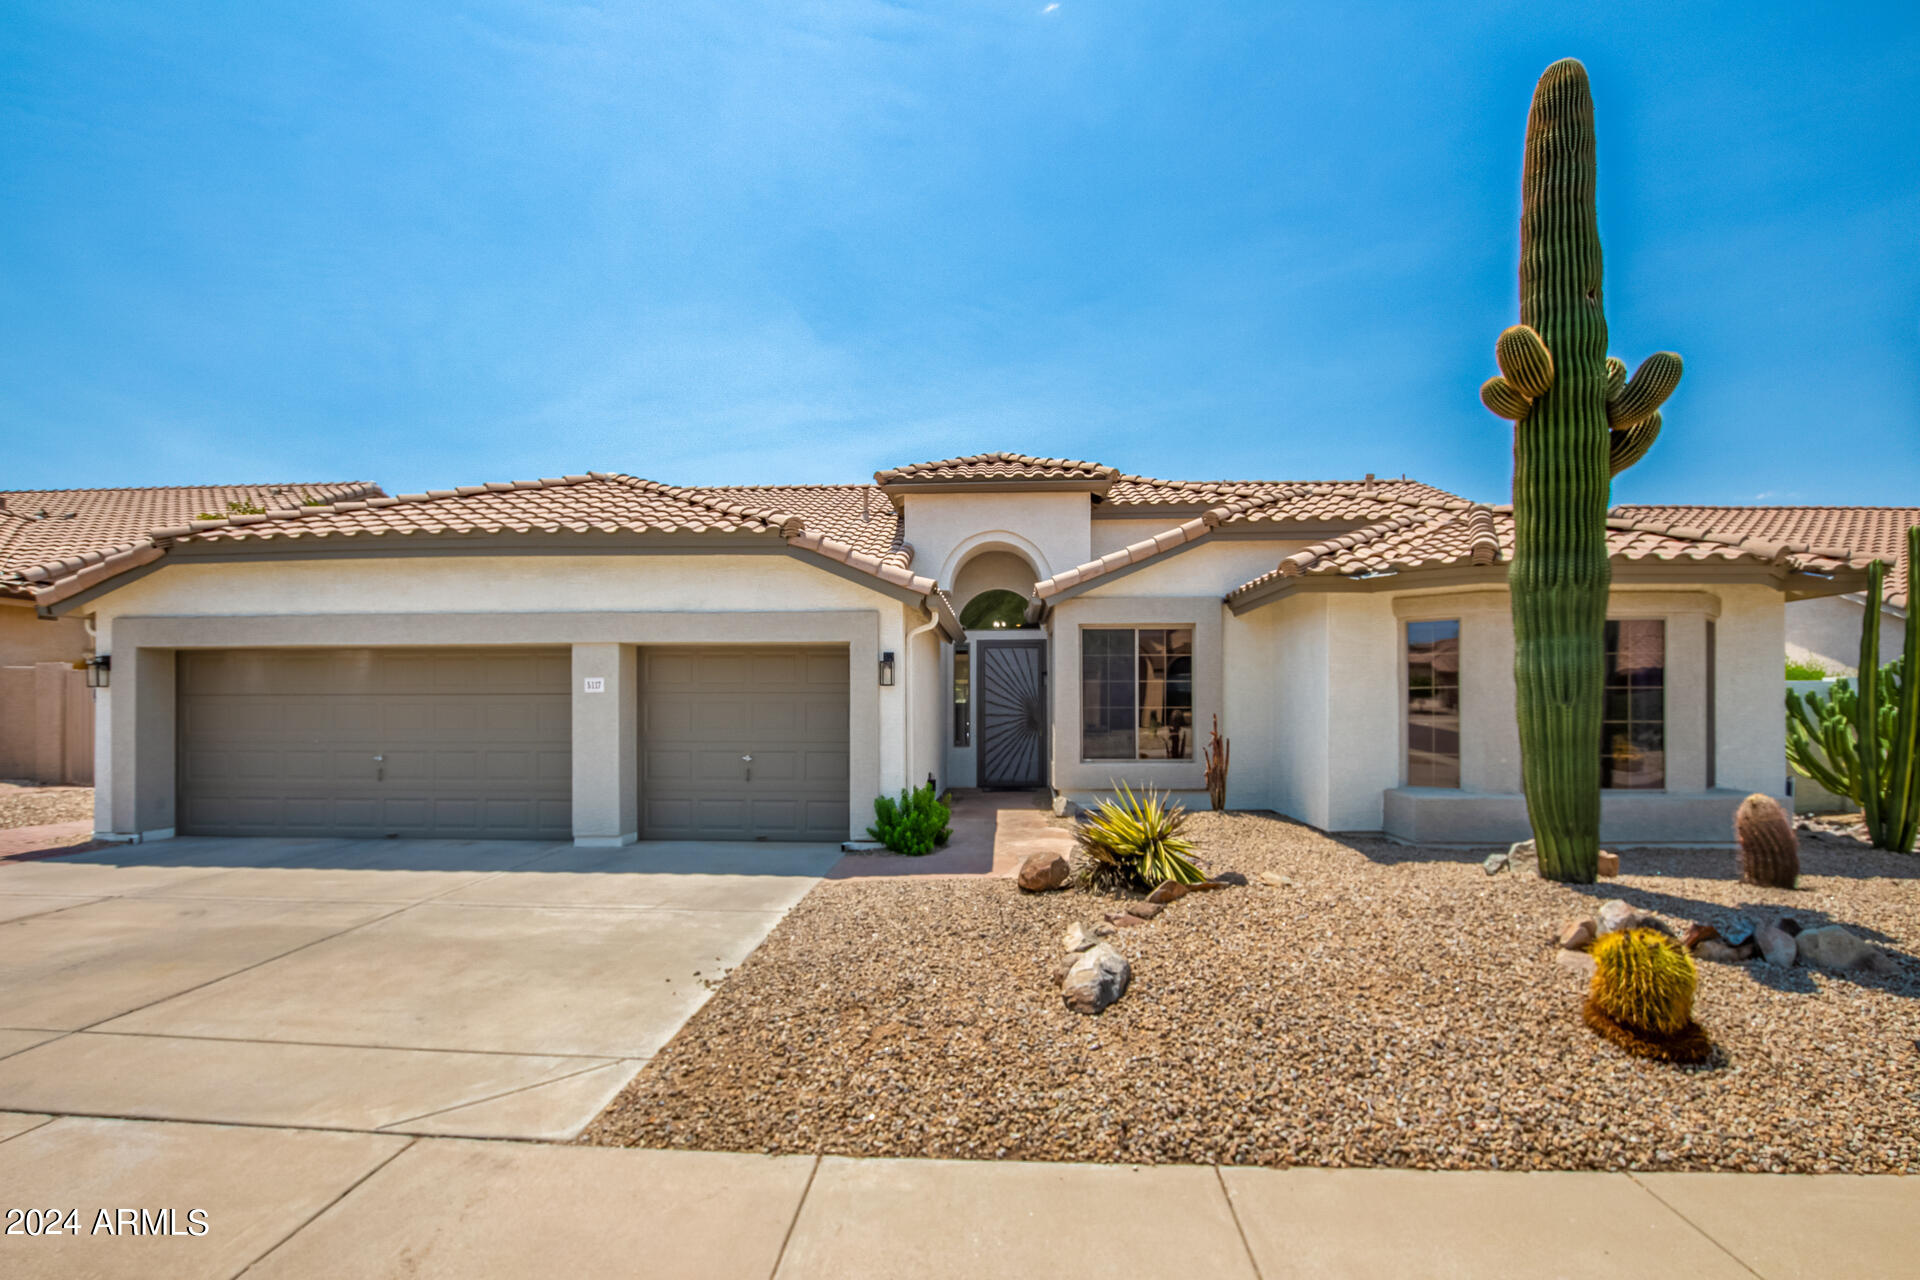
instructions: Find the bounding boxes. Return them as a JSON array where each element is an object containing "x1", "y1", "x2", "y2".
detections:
[
  {"x1": 640, "y1": 646, "x2": 849, "y2": 841},
  {"x1": 178, "y1": 648, "x2": 571, "y2": 839}
]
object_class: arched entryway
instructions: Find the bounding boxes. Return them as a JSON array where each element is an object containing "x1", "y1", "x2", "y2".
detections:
[{"x1": 947, "y1": 546, "x2": 1047, "y2": 789}]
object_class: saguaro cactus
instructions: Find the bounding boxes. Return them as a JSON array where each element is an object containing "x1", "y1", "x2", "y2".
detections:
[{"x1": 1480, "y1": 60, "x2": 1683, "y2": 882}]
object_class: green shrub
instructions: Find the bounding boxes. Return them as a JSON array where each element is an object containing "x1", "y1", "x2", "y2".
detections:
[
  {"x1": 1072, "y1": 783, "x2": 1207, "y2": 892},
  {"x1": 1785, "y1": 658, "x2": 1831, "y2": 681},
  {"x1": 867, "y1": 783, "x2": 951, "y2": 855}
]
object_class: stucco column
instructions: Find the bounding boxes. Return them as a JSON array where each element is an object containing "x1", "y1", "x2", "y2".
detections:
[
  {"x1": 1663, "y1": 612, "x2": 1708, "y2": 792},
  {"x1": 105, "y1": 647, "x2": 176, "y2": 839},
  {"x1": 570, "y1": 643, "x2": 638, "y2": 846}
]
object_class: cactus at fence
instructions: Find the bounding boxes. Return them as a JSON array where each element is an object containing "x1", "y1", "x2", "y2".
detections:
[
  {"x1": 1734, "y1": 793, "x2": 1799, "y2": 888},
  {"x1": 1785, "y1": 526, "x2": 1920, "y2": 852},
  {"x1": 1480, "y1": 59, "x2": 1683, "y2": 882}
]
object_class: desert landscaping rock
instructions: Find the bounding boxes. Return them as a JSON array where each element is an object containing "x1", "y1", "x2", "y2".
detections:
[
  {"x1": 0, "y1": 783, "x2": 93, "y2": 830},
  {"x1": 1103, "y1": 912, "x2": 1148, "y2": 928},
  {"x1": 1126, "y1": 901, "x2": 1165, "y2": 920},
  {"x1": 1553, "y1": 948, "x2": 1597, "y2": 981},
  {"x1": 1258, "y1": 871, "x2": 1296, "y2": 889},
  {"x1": 584, "y1": 811, "x2": 1920, "y2": 1173},
  {"x1": 1596, "y1": 900, "x2": 1645, "y2": 935},
  {"x1": 1682, "y1": 923, "x2": 1720, "y2": 950},
  {"x1": 1597, "y1": 850, "x2": 1619, "y2": 878},
  {"x1": 1017, "y1": 850, "x2": 1071, "y2": 892},
  {"x1": 1755, "y1": 919, "x2": 1798, "y2": 968},
  {"x1": 1145, "y1": 882, "x2": 1191, "y2": 905},
  {"x1": 1555, "y1": 918, "x2": 1596, "y2": 951},
  {"x1": 1797, "y1": 925, "x2": 1890, "y2": 973},
  {"x1": 1483, "y1": 851, "x2": 1511, "y2": 875},
  {"x1": 1060, "y1": 943, "x2": 1130, "y2": 1015},
  {"x1": 1720, "y1": 917, "x2": 1756, "y2": 946},
  {"x1": 1062, "y1": 923, "x2": 1098, "y2": 953},
  {"x1": 1693, "y1": 938, "x2": 1755, "y2": 964}
]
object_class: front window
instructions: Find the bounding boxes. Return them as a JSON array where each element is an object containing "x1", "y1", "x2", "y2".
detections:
[
  {"x1": 952, "y1": 650, "x2": 971, "y2": 747},
  {"x1": 1602, "y1": 619, "x2": 1666, "y2": 789},
  {"x1": 1081, "y1": 627, "x2": 1194, "y2": 760},
  {"x1": 1406, "y1": 620, "x2": 1461, "y2": 787}
]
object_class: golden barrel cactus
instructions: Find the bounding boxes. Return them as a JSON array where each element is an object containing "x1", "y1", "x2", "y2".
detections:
[
  {"x1": 1583, "y1": 927, "x2": 1713, "y2": 1063},
  {"x1": 1735, "y1": 793, "x2": 1799, "y2": 889}
]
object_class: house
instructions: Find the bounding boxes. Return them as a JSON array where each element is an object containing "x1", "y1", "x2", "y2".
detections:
[
  {"x1": 1612, "y1": 505, "x2": 1917, "y2": 677},
  {"x1": 8, "y1": 454, "x2": 1874, "y2": 846},
  {"x1": 0, "y1": 481, "x2": 380, "y2": 784}
]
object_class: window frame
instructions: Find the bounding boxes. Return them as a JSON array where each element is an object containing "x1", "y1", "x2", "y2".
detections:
[
  {"x1": 952, "y1": 648, "x2": 971, "y2": 748},
  {"x1": 1601, "y1": 616, "x2": 1667, "y2": 791},
  {"x1": 1078, "y1": 625, "x2": 1196, "y2": 763},
  {"x1": 1403, "y1": 617, "x2": 1463, "y2": 789}
]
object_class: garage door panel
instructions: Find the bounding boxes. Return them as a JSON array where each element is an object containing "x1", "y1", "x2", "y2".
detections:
[
  {"x1": 178, "y1": 648, "x2": 570, "y2": 839},
  {"x1": 641, "y1": 645, "x2": 849, "y2": 842}
]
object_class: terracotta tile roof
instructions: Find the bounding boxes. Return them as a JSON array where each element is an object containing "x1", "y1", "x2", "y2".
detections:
[
  {"x1": 874, "y1": 453, "x2": 1119, "y2": 485},
  {"x1": 1034, "y1": 482, "x2": 1478, "y2": 600},
  {"x1": 13, "y1": 474, "x2": 936, "y2": 606},
  {"x1": 1225, "y1": 504, "x2": 1878, "y2": 605},
  {"x1": 0, "y1": 481, "x2": 380, "y2": 598},
  {"x1": 692, "y1": 485, "x2": 906, "y2": 565},
  {"x1": 1105, "y1": 475, "x2": 1463, "y2": 508},
  {"x1": 1612, "y1": 505, "x2": 1918, "y2": 608}
]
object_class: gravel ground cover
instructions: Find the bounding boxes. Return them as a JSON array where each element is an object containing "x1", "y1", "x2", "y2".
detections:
[
  {"x1": 0, "y1": 783, "x2": 93, "y2": 829},
  {"x1": 583, "y1": 812, "x2": 1920, "y2": 1172}
]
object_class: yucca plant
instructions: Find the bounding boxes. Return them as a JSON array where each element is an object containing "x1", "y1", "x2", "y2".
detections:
[{"x1": 1072, "y1": 783, "x2": 1207, "y2": 893}]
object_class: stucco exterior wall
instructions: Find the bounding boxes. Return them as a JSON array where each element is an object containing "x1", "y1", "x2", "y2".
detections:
[
  {"x1": 83, "y1": 551, "x2": 920, "y2": 841},
  {"x1": 901, "y1": 492, "x2": 1092, "y2": 587},
  {"x1": 1786, "y1": 594, "x2": 1906, "y2": 677},
  {"x1": 1073, "y1": 538, "x2": 1308, "y2": 599},
  {"x1": 950, "y1": 549, "x2": 1039, "y2": 615},
  {"x1": 0, "y1": 603, "x2": 89, "y2": 667},
  {"x1": 1260, "y1": 594, "x2": 1332, "y2": 828}
]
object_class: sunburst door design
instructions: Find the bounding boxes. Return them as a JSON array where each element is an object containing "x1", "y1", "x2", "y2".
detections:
[{"x1": 978, "y1": 641, "x2": 1046, "y2": 788}]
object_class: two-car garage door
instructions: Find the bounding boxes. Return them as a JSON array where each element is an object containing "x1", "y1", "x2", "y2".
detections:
[
  {"x1": 177, "y1": 648, "x2": 573, "y2": 839},
  {"x1": 177, "y1": 645, "x2": 851, "y2": 842}
]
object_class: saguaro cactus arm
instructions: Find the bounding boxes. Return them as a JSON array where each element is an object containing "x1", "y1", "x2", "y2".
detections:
[
  {"x1": 1608, "y1": 412, "x2": 1662, "y2": 476},
  {"x1": 1608, "y1": 351, "x2": 1684, "y2": 429}
]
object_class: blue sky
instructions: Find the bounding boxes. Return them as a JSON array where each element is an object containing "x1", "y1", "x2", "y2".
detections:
[{"x1": 4, "y1": 2, "x2": 1915, "y2": 504}]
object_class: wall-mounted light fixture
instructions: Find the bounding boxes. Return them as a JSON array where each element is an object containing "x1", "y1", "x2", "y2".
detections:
[
  {"x1": 878, "y1": 651, "x2": 896, "y2": 686},
  {"x1": 84, "y1": 654, "x2": 111, "y2": 688}
]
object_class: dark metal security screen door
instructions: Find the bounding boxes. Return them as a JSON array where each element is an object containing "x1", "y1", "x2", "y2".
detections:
[{"x1": 977, "y1": 640, "x2": 1047, "y2": 788}]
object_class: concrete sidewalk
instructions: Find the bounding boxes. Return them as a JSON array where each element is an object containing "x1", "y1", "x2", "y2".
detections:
[{"x1": 0, "y1": 1115, "x2": 1913, "y2": 1279}]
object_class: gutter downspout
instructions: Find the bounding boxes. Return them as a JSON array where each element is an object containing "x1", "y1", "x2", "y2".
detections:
[{"x1": 904, "y1": 611, "x2": 942, "y2": 792}]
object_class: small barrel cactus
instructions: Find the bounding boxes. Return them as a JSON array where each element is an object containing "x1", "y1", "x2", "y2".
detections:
[
  {"x1": 1583, "y1": 927, "x2": 1712, "y2": 1063},
  {"x1": 1734, "y1": 793, "x2": 1799, "y2": 889}
]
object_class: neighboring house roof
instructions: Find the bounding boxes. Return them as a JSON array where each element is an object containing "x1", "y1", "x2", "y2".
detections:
[
  {"x1": 1224, "y1": 504, "x2": 1878, "y2": 611},
  {"x1": 1612, "y1": 505, "x2": 1918, "y2": 609},
  {"x1": 0, "y1": 481, "x2": 381, "y2": 601}
]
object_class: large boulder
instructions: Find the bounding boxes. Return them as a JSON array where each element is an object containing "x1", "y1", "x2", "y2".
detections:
[
  {"x1": 1754, "y1": 918, "x2": 1798, "y2": 968},
  {"x1": 1796, "y1": 925, "x2": 1891, "y2": 973},
  {"x1": 1017, "y1": 850, "x2": 1071, "y2": 892},
  {"x1": 1062, "y1": 943, "x2": 1131, "y2": 1014}
]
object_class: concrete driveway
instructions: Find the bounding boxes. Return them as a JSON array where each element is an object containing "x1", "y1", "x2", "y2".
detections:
[{"x1": 0, "y1": 836, "x2": 837, "y2": 1139}]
